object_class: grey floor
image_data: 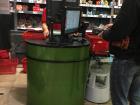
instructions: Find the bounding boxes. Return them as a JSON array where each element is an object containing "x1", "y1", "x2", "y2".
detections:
[{"x1": 0, "y1": 65, "x2": 112, "y2": 105}]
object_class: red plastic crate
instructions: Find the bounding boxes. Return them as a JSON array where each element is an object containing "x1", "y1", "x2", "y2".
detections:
[
  {"x1": 22, "y1": 31, "x2": 46, "y2": 40},
  {"x1": 0, "y1": 58, "x2": 18, "y2": 75},
  {"x1": 21, "y1": 57, "x2": 27, "y2": 73},
  {"x1": 0, "y1": 50, "x2": 9, "y2": 59}
]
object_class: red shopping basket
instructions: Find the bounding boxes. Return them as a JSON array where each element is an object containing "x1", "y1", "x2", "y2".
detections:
[
  {"x1": 92, "y1": 40, "x2": 109, "y2": 55},
  {"x1": 0, "y1": 58, "x2": 18, "y2": 75},
  {"x1": 85, "y1": 34, "x2": 109, "y2": 56},
  {"x1": 22, "y1": 31, "x2": 46, "y2": 40},
  {"x1": 21, "y1": 57, "x2": 27, "y2": 73},
  {"x1": 0, "y1": 50, "x2": 9, "y2": 59}
]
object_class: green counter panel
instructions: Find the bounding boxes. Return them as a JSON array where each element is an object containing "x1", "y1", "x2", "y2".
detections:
[{"x1": 26, "y1": 44, "x2": 89, "y2": 61}]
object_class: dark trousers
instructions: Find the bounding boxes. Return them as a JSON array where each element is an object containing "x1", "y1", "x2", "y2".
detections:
[{"x1": 110, "y1": 58, "x2": 140, "y2": 105}]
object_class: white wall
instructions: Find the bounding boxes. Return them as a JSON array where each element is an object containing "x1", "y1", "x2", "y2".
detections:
[{"x1": 0, "y1": 0, "x2": 9, "y2": 14}]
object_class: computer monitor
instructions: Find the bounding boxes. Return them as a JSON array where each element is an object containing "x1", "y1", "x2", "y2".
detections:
[
  {"x1": 46, "y1": 0, "x2": 64, "y2": 24},
  {"x1": 63, "y1": 7, "x2": 81, "y2": 34}
]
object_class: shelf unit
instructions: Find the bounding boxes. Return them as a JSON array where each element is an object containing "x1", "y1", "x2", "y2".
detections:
[
  {"x1": 9, "y1": 0, "x2": 46, "y2": 4},
  {"x1": 80, "y1": 4, "x2": 111, "y2": 8},
  {"x1": 17, "y1": 27, "x2": 42, "y2": 31},
  {"x1": 17, "y1": 11, "x2": 42, "y2": 15},
  {"x1": 82, "y1": 14, "x2": 117, "y2": 18},
  {"x1": 79, "y1": 0, "x2": 122, "y2": 32},
  {"x1": 80, "y1": 3, "x2": 121, "y2": 9},
  {"x1": 15, "y1": 1, "x2": 46, "y2": 4},
  {"x1": 10, "y1": 0, "x2": 123, "y2": 31},
  {"x1": 9, "y1": 0, "x2": 46, "y2": 31}
]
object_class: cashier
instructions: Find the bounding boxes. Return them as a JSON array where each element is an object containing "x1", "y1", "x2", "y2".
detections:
[
  {"x1": 42, "y1": 8, "x2": 61, "y2": 38},
  {"x1": 42, "y1": 8, "x2": 49, "y2": 38}
]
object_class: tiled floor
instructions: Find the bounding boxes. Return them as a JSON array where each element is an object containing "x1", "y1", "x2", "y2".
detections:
[{"x1": 0, "y1": 66, "x2": 112, "y2": 105}]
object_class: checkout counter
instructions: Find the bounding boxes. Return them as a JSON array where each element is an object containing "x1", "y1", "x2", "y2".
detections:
[{"x1": 26, "y1": 38, "x2": 89, "y2": 105}]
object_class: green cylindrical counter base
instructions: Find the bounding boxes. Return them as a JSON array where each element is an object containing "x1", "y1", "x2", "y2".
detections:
[
  {"x1": 26, "y1": 40, "x2": 89, "y2": 105},
  {"x1": 27, "y1": 59, "x2": 89, "y2": 105}
]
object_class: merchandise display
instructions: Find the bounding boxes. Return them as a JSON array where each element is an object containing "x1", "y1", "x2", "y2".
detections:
[
  {"x1": 10, "y1": 0, "x2": 46, "y2": 30},
  {"x1": 80, "y1": 0, "x2": 121, "y2": 33},
  {"x1": 17, "y1": 14, "x2": 42, "y2": 29}
]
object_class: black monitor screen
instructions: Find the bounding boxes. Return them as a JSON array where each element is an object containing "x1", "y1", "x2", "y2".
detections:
[{"x1": 65, "y1": 9, "x2": 80, "y2": 34}]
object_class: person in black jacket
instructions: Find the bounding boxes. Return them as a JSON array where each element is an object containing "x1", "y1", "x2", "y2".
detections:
[{"x1": 99, "y1": 0, "x2": 140, "y2": 105}]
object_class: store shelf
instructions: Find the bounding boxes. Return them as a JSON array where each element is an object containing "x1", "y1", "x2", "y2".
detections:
[
  {"x1": 10, "y1": 0, "x2": 46, "y2": 31},
  {"x1": 82, "y1": 14, "x2": 117, "y2": 18},
  {"x1": 80, "y1": 4, "x2": 111, "y2": 8},
  {"x1": 17, "y1": 27, "x2": 61, "y2": 35},
  {"x1": 10, "y1": 0, "x2": 46, "y2": 4},
  {"x1": 16, "y1": 1, "x2": 46, "y2": 5},
  {"x1": 80, "y1": 4, "x2": 121, "y2": 9},
  {"x1": 17, "y1": 27, "x2": 42, "y2": 31},
  {"x1": 17, "y1": 10, "x2": 42, "y2": 15}
]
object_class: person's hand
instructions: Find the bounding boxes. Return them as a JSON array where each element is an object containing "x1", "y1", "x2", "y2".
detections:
[
  {"x1": 104, "y1": 23, "x2": 113, "y2": 30},
  {"x1": 43, "y1": 29, "x2": 49, "y2": 38},
  {"x1": 111, "y1": 36, "x2": 130, "y2": 50},
  {"x1": 98, "y1": 31, "x2": 104, "y2": 38},
  {"x1": 73, "y1": 32, "x2": 80, "y2": 37}
]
